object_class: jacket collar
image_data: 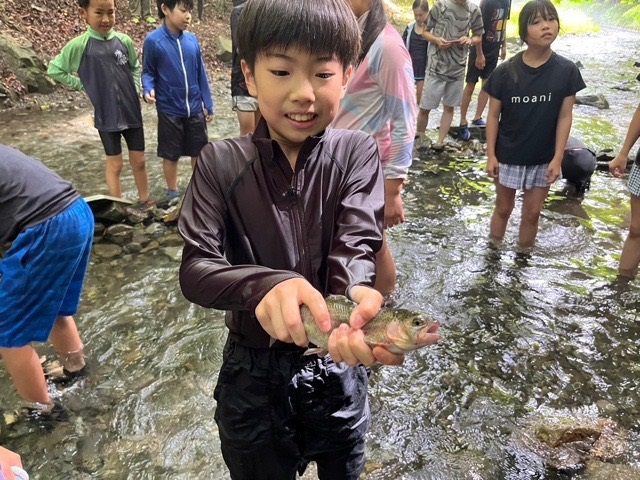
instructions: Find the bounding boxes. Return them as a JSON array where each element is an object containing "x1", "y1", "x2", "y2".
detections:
[{"x1": 160, "y1": 22, "x2": 184, "y2": 39}]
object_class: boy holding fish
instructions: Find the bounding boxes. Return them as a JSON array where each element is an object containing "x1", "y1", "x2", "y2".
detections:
[{"x1": 178, "y1": 0, "x2": 440, "y2": 477}]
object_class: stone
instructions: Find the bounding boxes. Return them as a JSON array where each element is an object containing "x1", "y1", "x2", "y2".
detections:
[
  {"x1": 92, "y1": 243, "x2": 122, "y2": 259},
  {"x1": 575, "y1": 94, "x2": 609, "y2": 110},
  {"x1": 0, "y1": 34, "x2": 56, "y2": 94},
  {"x1": 104, "y1": 224, "x2": 134, "y2": 245},
  {"x1": 216, "y1": 35, "x2": 233, "y2": 63}
]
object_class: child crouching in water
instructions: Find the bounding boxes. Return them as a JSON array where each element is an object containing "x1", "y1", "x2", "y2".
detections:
[
  {"x1": 178, "y1": 0, "x2": 438, "y2": 477},
  {"x1": 484, "y1": 0, "x2": 585, "y2": 250}
]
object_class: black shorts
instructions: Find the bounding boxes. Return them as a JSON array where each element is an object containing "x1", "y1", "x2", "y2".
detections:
[
  {"x1": 157, "y1": 111, "x2": 208, "y2": 161},
  {"x1": 214, "y1": 339, "x2": 370, "y2": 480},
  {"x1": 98, "y1": 127, "x2": 145, "y2": 156},
  {"x1": 465, "y1": 45, "x2": 500, "y2": 83}
]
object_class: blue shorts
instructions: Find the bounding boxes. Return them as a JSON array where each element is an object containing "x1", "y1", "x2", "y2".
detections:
[{"x1": 0, "y1": 198, "x2": 94, "y2": 348}]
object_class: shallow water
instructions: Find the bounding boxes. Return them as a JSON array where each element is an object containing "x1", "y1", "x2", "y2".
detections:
[{"x1": 2, "y1": 26, "x2": 640, "y2": 479}]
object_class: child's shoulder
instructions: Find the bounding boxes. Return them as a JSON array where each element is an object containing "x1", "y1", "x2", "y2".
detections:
[
  {"x1": 324, "y1": 128, "x2": 377, "y2": 159},
  {"x1": 110, "y1": 30, "x2": 135, "y2": 44}
]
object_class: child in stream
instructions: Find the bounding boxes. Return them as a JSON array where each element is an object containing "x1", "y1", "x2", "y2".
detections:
[
  {"x1": 48, "y1": 0, "x2": 152, "y2": 209},
  {"x1": 402, "y1": 0, "x2": 430, "y2": 105},
  {"x1": 483, "y1": 0, "x2": 585, "y2": 250},
  {"x1": 142, "y1": 0, "x2": 214, "y2": 201},
  {"x1": 177, "y1": 0, "x2": 437, "y2": 477},
  {"x1": 0, "y1": 145, "x2": 92, "y2": 415},
  {"x1": 608, "y1": 104, "x2": 640, "y2": 277}
]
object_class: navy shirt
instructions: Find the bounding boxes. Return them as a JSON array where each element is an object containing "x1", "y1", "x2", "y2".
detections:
[
  {"x1": 0, "y1": 145, "x2": 79, "y2": 244},
  {"x1": 484, "y1": 52, "x2": 586, "y2": 166}
]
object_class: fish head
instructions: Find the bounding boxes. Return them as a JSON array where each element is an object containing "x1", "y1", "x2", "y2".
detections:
[{"x1": 384, "y1": 311, "x2": 441, "y2": 353}]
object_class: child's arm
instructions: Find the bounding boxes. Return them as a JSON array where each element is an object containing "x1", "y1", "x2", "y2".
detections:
[
  {"x1": 545, "y1": 95, "x2": 575, "y2": 184},
  {"x1": 376, "y1": 34, "x2": 417, "y2": 226},
  {"x1": 610, "y1": 103, "x2": 640, "y2": 177},
  {"x1": 485, "y1": 94, "x2": 501, "y2": 178},
  {"x1": 47, "y1": 36, "x2": 86, "y2": 91},
  {"x1": 193, "y1": 38, "x2": 214, "y2": 119},
  {"x1": 122, "y1": 34, "x2": 142, "y2": 93},
  {"x1": 141, "y1": 37, "x2": 157, "y2": 103}
]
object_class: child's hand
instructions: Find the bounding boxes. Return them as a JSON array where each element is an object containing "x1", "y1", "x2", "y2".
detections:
[
  {"x1": 545, "y1": 161, "x2": 562, "y2": 185},
  {"x1": 204, "y1": 109, "x2": 213, "y2": 122},
  {"x1": 458, "y1": 37, "x2": 472, "y2": 46},
  {"x1": 0, "y1": 446, "x2": 23, "y2": 480},
  {"x1": 144, "y1": 89, "x2": 156, "y2": 104},
  {"x1": 255, "y1": 278, "x2": 330, "y2": 347},
  {"x1": 486, "y1": 156, "x2": 499, "y2": 178},
  {"x1": 327, "y1": 286, "x2": 404, "y2": 367},
  {"x1": 609, "y1": 154, "x2": 629, "y2": 178},
  {"x1": 437, "y1": 37, "x2": 453, "y2": 49}
]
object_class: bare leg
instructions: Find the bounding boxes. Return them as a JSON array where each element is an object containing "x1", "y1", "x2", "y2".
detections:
[
  {"x1": 437, "y1": 105, "x2": 454, "y2": 144},
  {"x1": 373, "y1": 232, "x2": 395, "y2": 295},
  {"x1": 49, "y1": 315, "x2": 85, "y2": 372},
  {"x1": 490, "y1": 180, "x2": 517, "y2": 242},
  {"x1": 518, "y1": 186, "x2": 550, "y2": 249},
  {"x1": 473, "y1": 86, "x2": 490, "y2": 122},
  {"x1": 619, "y1": 194, "x2": 640, "y2": 277},
  {"x1": 460, "y1": 82, "x2": 477, "y2": 126},
  {"x1": 105, "y1": 154, "x2": 124, "y2": 198},
  {"x1": 0, "y1": 345, "x2": 49, "y2": 404},
  {"x1": 163, "y1": 158, "x2": 179, "y2": 191},
  {"x1": 128, "y1": 150, "x2": 150, "y2": 202},
  {"x1": 415, "y1": 80, "x2": 424, "y2": 106},
  {"x1": 416, "y1": 108, "x2": 430, "y2": 136}
]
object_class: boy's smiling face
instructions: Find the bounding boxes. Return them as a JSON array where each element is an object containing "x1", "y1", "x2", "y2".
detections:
[
  {"x1": 242, "y1": 46, "x2": 351, "y2": 163},
  {"x1": 80, "y1": 0, "x2": 115, "y2": 36}
]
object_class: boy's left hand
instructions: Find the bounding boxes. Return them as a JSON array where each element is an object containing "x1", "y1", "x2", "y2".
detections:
[
  {"x1": 327, "y1": 286, "x2": 404, "y2": 367},
  {"x1": 204, "y1": 109, "x2": 213, "y2": 122}
]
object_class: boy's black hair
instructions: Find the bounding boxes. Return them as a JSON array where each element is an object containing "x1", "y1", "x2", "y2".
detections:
[
  {"x1": 156, "y1": 0, "x2": 194, "y2": 19},
  {"x1": 237, "y1": 0, "x2": 361, "y2": 72},
  {"x1": 518, "y1": 0, "x2": 559, "y2": 44}
]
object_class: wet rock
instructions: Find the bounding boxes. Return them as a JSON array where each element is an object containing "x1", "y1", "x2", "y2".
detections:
[
  {"x1": 584, "y1": 459, "x2": 640, "y2": 479},
  {"x1": 144, "y1": 222, "x2": 167, "y2": 237},
  {"x1": 161, "y1": 246, "x2": 183, "y2": 262},
  {"x1": 140, "y1": 240, "x2": 160, "y2": 254},
  {"x1": 509, "y1": 407, "x2": 628, "y2": 474},
  {"x1": 104, "y1": 224, "x2": 134, "y2": 245},
  {"x1": 576, "y1": 94, "x2": 610, "y2": 109},
  {"x1": 123, "y1": 243, "x2": 143, "y2": 255},
  {"x1": 158, "y1": 232, "x2": 184, "y2": 247},
  {"x1": 92, "y1": 243, "x2": 122, "y2": 259}
]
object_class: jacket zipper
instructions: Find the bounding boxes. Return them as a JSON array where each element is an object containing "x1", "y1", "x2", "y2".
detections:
[{"x1": 176, "y1": 37, "x2": 190, "y2": 117}]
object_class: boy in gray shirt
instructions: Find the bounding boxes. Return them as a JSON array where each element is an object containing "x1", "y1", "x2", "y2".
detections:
[{"x1": 416, "y1": 0, "x2": 484, "y2": 149}]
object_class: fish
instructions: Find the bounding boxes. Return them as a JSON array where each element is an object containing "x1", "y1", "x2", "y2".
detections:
[{"x1": 300, "y1": 294, "x2": 441, "y2": 356}]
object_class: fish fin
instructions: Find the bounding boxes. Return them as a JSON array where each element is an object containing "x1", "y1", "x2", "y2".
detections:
[{"x1": 303, "y1": 347, "x2": 328, "y2": 357}]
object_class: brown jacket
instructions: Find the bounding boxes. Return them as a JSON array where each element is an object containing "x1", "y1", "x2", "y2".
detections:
[{"x1": 178, "y1": 120, "x2": 385, "y2": 349}]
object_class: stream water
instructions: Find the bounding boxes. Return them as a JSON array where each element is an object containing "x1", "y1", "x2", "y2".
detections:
[{"x1": 1, "y1": 25, "x2": 640, "y2": 480}]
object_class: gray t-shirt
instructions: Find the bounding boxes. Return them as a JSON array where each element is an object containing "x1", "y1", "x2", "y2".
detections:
[
  {"x1": 426, "y1": 0, "x2": 484, "y2": 81},
  {"x1": 0, "y1": 145, "x2": 80, "y2": 244}
]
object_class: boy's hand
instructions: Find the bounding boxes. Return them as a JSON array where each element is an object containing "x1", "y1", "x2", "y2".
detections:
[
  {"x1": 475, "y1": 52, "x2": 486, "y2": 70},
  {"x1": 437, "y1": 37, "x2": 454, "y2": 49},
  {"x1": 144, "y1": 89, "x2": 156, "y2": 104},
  {"x1": 327, "y1": 286, "x2": 404, "y2": 367},
  {"x1": 384, "y1": 178, "x2": 405, "y2": 228},
  {"x1": 255, "y1": 278, "x2": 330, "y2": 347},
  {"x1": 609, "y1": 153, "x2": 629, "y2": 178},
  {"x1": 545, "y1": 158, "x2": 562, "y2": 185},
  {"x1": 458, "y1": 36, "x2": 473, "y2": 46},
  {"x1": 204, "y1": 109, "x2": 213, "y2": 122},
  {"x1": 486, "y1": 156, "x2": 499, "y2": 178}
]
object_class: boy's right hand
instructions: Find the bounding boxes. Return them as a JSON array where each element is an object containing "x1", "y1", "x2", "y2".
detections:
[
  {"x1": 144, "y1": 89, "x2": 156, "y2": 104},
  {"x1": 255, "y1": 278, "x2": 331, "y2": 347},
  {"x1": 486, "y1": 156, "x2": 499, "y2": 178},
  {"x1": 609, "y1": 153, "x2": 629, "y2": 178},
  {"x1": 437, "y1": 37, "x2": 454, "y2": 49}
]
